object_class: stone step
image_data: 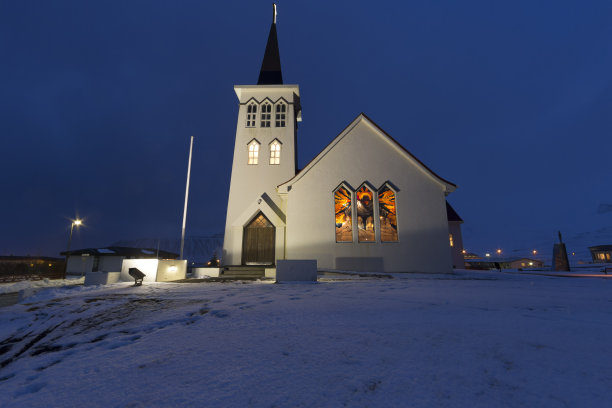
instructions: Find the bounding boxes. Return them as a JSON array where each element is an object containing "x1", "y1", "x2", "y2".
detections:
[{"x1": 220, "y1": 266, "x2": 267, "y2": 279}]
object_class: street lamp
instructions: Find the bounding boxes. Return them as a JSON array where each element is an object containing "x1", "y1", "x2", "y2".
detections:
[{"x1": 64, "y1": 218, "x2": 82, "y2": 277}]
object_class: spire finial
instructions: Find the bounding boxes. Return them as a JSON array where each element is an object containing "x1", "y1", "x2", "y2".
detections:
[{"x1": 273, "y1": 3, "x2": 277, "y2": 24}]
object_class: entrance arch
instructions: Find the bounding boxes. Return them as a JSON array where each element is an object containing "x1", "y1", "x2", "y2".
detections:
[{"x1": 242, "y1": 212, "x2": 275, "y2": 265}]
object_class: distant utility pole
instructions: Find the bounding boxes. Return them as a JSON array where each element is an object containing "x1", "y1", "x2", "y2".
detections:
[{"x1": 180, "y1": 136, "x2": 194, "y2": 260}]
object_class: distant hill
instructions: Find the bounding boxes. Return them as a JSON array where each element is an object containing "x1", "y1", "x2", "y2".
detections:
[{"x1": 111, "y1": 234, "x2": 223, "y2": 264}]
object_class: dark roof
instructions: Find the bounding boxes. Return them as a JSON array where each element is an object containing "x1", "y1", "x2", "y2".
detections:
[
  {"x1": 589, "y1": 245, "x2": 612, "y2": 251},
  {"x1": 446, "y1": 201, "x2": 463, "y2": 222},
  {"x1": 257, "y1": 6, "x2": 283, "y2": 85},
  {"x1": 60, "y1": 246, "x2": 178, "y2": 259}
]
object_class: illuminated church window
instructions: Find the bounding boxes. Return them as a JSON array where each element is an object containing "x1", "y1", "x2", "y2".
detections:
[
  {"x1": 378, "y1": 185, "x2": 398, "y2": 242},
  {"x1": 275, "y1": 103, "x2": 286, "y2": 127},
  {"x1": 269, "y1": 140, "x2": 281, "y2": 165},
  {"x1": 250, "y1": 213, "x2": 272, "y2": 228},
  {"x1": 334, "y1": 186, "x2": 352, "y2": 242},
  {"x1": 246, "y1": 103, "x2": 257, "y2": 127},
  {"x1": 261, "y1": 103, "x2": 271, "y2": 127},
  {"x1": 247, "y1": 140, "x2": 260, "y2": 164},
  {"x1": 357, "y1": 185, "x2": 375, "y2": 242},
  {"x1": 449, "y1": 233, "x2": 454, "y2": 247}
]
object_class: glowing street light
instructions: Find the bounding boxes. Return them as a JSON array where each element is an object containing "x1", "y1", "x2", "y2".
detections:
[
  {"x1": 68, "y1": 219, "x2": 82, "y2": 251},
  {"x1": 532, "y1": 249, "x2": 537, "y2": 256},
  {"x1": 496, "y1": 248, "x2": 502, "y2": 255},
  {"x1": 64, "y1": 218, "x2": 83, "y2": 277}
]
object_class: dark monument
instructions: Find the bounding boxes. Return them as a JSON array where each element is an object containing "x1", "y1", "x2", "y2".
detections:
[{"x1": 552, "y1": 231, "x2": 570, "y2": 271}]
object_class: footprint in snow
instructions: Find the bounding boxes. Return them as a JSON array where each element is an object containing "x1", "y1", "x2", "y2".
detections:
[{"x1": 14, "y1": 381, "x2": 46, "y2": 396}]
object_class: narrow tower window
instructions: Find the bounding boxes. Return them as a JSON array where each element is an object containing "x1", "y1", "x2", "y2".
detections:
[
  {"x1": 275, "y1": 103, "x2": 286, "y2": 127},
  {"x1": 269, "y1": 140, "x2": 281, "y2": 165},
  {"x1": 248, "y1": 140, "x2": 260, "y2": 165},
  {"x1": 246, "y1": 103, "x2": 257, "y2": 127},
  {"x1": 261, "y1": 103, "x2": 271, "y2": 127}
]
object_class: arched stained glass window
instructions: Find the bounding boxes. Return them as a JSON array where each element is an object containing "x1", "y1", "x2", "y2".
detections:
[
  {"x1": 246, "y1": 103, "x2": 257, "y2": 127},
  {"x1": 357, "y1": 186, "x2": 375, "y2": 242},
  {"x1": 269, "y1": 140, "x2": 281, "y2": 165},
  {"x1": 334, "y1": 186, "x2": 352, "y2": 242},
  {"x1": 248, "y1": 140, "x2": 260, "y2": 165},
  {"x1": 378, "y1": 185, "x2": 398, "y2": 242}
]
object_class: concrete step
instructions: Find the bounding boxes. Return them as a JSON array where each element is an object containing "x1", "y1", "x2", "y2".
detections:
[{"x1": 220, "y1": 266, "x2": 267, "y2": 279}]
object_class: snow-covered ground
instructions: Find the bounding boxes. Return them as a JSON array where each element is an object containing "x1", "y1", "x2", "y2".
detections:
[
  {"x1": 0, "y1": 278, "x2": 84, "y2": 295},
  {"x1": 0, "y1": 271, "x2": 611, "y2": 407}
]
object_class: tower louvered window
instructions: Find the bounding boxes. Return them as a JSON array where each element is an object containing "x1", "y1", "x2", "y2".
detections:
[
  {"x1": 260, "y1": 103, "x2": 271, "y2": 127},
  {"x1": 275, "y1": 103, "x2": 286, "y2": 127},
  {"x1": 246, "y1": 103, "x2": 257, "y2": 127}
]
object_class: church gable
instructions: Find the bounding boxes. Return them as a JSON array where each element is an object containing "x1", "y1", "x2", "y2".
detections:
[
  {"x1": 278, "y1": 113, "x2": 455, "y2": 194},
  {"x1": 280, "y1": 113, "x2": 454, "y2": 273}
]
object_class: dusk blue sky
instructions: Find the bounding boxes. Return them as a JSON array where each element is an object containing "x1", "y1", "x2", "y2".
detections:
[{"x1": 1, "y1": 1, "x2": 611, "y2": 259}]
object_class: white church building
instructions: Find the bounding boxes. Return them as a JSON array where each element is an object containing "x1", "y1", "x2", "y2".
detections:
[{"x1": 222, "y1": 7, "x2": 460, "y2": 274}]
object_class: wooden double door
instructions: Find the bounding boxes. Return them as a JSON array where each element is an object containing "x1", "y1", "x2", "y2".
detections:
[{"x1": 242, "y1": 212, "x2": 275, "y2": 265}]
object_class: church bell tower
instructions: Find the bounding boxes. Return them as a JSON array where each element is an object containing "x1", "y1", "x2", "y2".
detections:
[{"x1": 222, "y1": 4, "x2": 301, "y2": 266}]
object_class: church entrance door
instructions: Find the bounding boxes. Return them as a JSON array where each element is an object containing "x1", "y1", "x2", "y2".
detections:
[{"x1": 242, "y1": 212, "x2": 275, "y2": 265}]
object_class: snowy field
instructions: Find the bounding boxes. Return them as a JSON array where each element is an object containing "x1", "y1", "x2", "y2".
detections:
[{"x1": 0, "y1": 271, "x2": 611, "y2": 407}]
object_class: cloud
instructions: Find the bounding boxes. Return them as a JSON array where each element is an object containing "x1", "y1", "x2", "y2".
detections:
[{"x1": 596, "y1": 204, "x2": 612, "y2": 214}]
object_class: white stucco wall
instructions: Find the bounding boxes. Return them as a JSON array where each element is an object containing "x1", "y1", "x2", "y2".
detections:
[
  {"x1": 156, "y1": 260, "x2": 187, "y2": 282},
  {"x1": 120, "y1": 259, "x2": 186, "y2": 283},
  {"x1": 222, "y1": 85, "x2": 300, "y2": 265},
  {"x1": 276, "y1": 260, "x2": 317, "y2": 282},
  {"x1": 120, "y1": 259, "x2": 159, "y2": 283},
  {"x1": 66, "y1": 255, "x2": 94, "y2": 275},
  {"x1": 84, "y1": 271, "x2": 121, "y2": 286},
  {"x1": 193, "y1": 267, "x2": 221, "y2": 278},
  {"x1": 98, "y1": 256, "x2": 123, "y2": 272},
  {"x1": 283, "y1": 117, "x2": 454, "y2": 273},
  {"x1": 66, "y1": 255, "x2": 125, "y2": 275}
]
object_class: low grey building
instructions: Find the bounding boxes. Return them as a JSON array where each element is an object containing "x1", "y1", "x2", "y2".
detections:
[
  {"x1": 589, "y1": 245, "x2": 612, "y2": 263},
  {"x1": 60, "y1": 247, "x2": 178, "y2": 276}
]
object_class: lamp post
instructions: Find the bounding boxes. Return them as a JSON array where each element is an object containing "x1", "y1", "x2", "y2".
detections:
[{"x1": 64, "y1": 219, "x2": 82, "y2": 278}]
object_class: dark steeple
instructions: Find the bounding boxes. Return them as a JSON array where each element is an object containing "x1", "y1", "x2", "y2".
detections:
[{"x1": 257, "y1": 4, "x2": 283, "y2": 85}]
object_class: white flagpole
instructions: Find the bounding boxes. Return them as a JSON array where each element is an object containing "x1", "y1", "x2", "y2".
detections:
[{"x1": 180, "y1": 136, "x2": 194, "y2": 260}]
